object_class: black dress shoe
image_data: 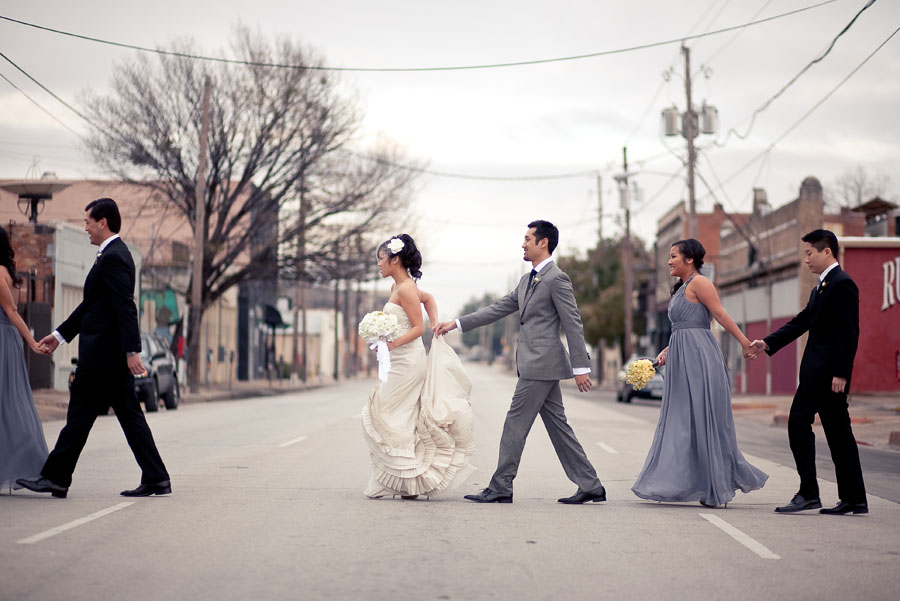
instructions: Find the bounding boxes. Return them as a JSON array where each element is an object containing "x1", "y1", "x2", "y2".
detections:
[
  {"x1": 463, "y1": 488, "x2": 512, "y2": 503},
  {"x1": 558, "y1": 486, "x2": 606, "y2": 504},
  {"x1": 820, "y1": 501, "x2": 868, "y2": 515},
  {"x1": 121, "y1": 480, "x2": 172, "y2": 497},
  {"x1": 774, "y1": 493, "x2": 821, "y2": 513},
  {"x1": 15, "y1": 477, "x2": 68, "y2": 498}
]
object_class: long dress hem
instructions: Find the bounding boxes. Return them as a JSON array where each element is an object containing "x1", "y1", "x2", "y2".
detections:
[
  {"x1": 0, "y1": 311, "x2": 49, "y2": 490},
  {"x1": 361, "y1": 303, "x2": 475, "y2": 498},
  {"x1": 631, "y1": 276, "x2": 767, "y2": 506}
]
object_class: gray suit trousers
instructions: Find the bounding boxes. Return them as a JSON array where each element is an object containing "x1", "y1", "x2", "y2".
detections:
[{"x1": 488, "y1": 378, "x2": 602, "y2": 495}]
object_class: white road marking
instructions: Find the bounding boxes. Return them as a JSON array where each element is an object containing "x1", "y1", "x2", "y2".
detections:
[
  {"x1": 278, "y1": 435, "x2": 308, "y2": 448},
  {"x1": 17, "y1": 502, "x2": 136, "y2": 545},
  {"x1": 596, "y1": 442, "x2": 619, "y2": 454},
  {"x1": 699, "y1": 513, "x2": 781, "y2": 560}
]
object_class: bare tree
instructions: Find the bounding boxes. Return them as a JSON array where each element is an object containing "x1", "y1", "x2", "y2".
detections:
[
  {"x1": 83, "y1": 26, "x2": 420, "y2": 391},
  {"x1": 825, "y1": 164, "x2": 892, "y2": 210}
]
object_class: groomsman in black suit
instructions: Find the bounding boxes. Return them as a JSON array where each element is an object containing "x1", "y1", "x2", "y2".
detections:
[
  {"x1": 18, "y1": 198, "x2": 170, "y2": 498},
  {"x1": 751, "y1": 229, "x2": 866, "y2": 515}
]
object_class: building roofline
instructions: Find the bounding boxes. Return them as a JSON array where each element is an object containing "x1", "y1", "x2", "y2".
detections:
[{"x1": 840, "y1": 236, "x2": 900, "y2": 248}]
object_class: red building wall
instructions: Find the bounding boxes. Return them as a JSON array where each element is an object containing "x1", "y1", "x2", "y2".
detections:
[
  {"x1": 842, "y1": 245, "x2": 900, "y2": 393},
  {"x1": 769, "y1": 317, "x2": 797, "y2": 395},
  {"x1": 742, "y1": 318, "x2": 796, "y2": 395}
]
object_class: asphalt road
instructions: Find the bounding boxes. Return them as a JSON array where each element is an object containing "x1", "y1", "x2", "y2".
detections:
[{"x1": 2, "y1": 363, "x2": 898, "y2": 601}]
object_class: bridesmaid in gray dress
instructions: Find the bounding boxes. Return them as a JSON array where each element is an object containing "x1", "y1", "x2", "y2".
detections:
[
  {"x1": 0, "y1": 226, "x2": 49, "y2": 492},
  {"x1": 632, "y1": 239, "x2": 767, "y2": 507}
]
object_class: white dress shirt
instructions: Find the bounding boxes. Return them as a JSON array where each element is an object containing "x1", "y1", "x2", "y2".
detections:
[{"x1": 819, "y1": 261, "x2": 839, "y2": 284}]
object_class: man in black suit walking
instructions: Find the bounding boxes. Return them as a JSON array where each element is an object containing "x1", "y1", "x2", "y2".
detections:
[
  {"x1": 18, "y1": 198, "x2": 170, "y2": 498},
  {"x1": 751, "y1": 229, "x2": 866, "y2": 515}
]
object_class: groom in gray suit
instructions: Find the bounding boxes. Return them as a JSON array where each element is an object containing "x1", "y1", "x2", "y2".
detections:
[{"x1": 434, "y1": 220, "x2": 606, "y2": 504}]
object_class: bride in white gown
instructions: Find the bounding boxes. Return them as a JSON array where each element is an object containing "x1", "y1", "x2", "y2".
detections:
[{"x1": 361, "y1": 234, "x2": 475, "y2": 499}]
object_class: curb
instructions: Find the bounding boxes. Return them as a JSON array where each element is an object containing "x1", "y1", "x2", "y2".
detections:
[
  {"x1": 772, "y1": 413, "x2": 873, "y2": 426},
  {"x1": 890, "y1": 431, "x2": 900, "y2": 448},
  {"x1": 181, "y1": 383, "x2": 327, "y2": 405}
]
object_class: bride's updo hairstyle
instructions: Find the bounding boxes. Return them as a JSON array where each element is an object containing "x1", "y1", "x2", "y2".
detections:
[
  {"x1": 671, "y1": 238, "x2": 705, "y2": 296},
  {"x1": 379, "y1": 233, "x2": 423, "y2": 281}
]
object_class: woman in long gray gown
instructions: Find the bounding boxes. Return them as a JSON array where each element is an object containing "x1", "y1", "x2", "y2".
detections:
[
  {"x1": 0, "y1": 226, "x2": 49, "y2": 493},
  {"x1": 632, "y1": 239, "x2": 767, "y2": 507}
]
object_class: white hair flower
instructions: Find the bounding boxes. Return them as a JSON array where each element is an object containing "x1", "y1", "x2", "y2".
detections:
[{"x1": 387, "y1": 238, "x2": 405, "y2": 254}]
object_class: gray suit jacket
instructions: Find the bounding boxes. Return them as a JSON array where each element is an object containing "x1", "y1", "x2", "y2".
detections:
[{"x1": 458, "y1": 262, "x2": 590, "y2": 381}]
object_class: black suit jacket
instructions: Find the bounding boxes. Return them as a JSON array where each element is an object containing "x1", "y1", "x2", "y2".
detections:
[
  {"x1": 58, "y1": 237, "x2": 141, "y2": 369},
  {"x1": 764, "y1": 265, "x2": 859, "y2": 390}
]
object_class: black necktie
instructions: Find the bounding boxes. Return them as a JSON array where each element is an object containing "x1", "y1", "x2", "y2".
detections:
[{"x1": 528, "y1": 269, "x2": 537, "y2": 289}]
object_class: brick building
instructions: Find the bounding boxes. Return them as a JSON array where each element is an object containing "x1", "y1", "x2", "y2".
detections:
[
  {"x1": 649, "y1": 200, "x2": 750, "y2": 353},
  {"x1": 4, "y1": 220, "x2": 141, "y2": 390},
  {"x1": 715, "y1": 176, "x2": 877, "y2": 394},
  {"x1": 0, "y1": 179, "x2": 276, "y2": 389}
]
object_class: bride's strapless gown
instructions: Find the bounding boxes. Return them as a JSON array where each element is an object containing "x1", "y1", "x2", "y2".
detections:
[{"x1": 361, "y1": 303, "x2": 475, "y2": 498}]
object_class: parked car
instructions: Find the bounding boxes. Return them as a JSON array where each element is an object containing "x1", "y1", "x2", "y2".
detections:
[
  {"x1": 616, "y1": 357, "x2": 665, "y2": 403},
  {"x1": 135, "y1": 333, "x2": 180, "y2": 412},
  {"x1": 71, "y1": 333, "x2": 181, "y2": 413}
]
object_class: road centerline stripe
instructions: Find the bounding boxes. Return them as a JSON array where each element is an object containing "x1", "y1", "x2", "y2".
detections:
[
  {"x1": 699, "y1": 513, "x2": 781, "y2": 560},
  {"x1": 596, "y1": 442, "x2": 619, "y2": 454},
  {"x1": 279, "y1": 435, "x2": 308, "y2": 448},
  {"x1": 17, "y1": 502, "x2": 136, "y2": 545}
]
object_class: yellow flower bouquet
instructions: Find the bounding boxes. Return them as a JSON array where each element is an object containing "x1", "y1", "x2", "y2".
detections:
[{"x1": 622, "y1": 359, "x2": 657, "y2": 390}]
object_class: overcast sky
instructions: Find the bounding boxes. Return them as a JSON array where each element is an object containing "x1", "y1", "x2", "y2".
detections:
[{"x1": 1, "y1": 0, "x2": 898, "y2": 316}]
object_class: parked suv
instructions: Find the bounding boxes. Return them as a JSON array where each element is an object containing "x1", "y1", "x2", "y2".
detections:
[
  {"x1": 616, "y1": 357, "x2": 665, "y2": 403},
  {"x1": 135, "y1": 333, "x2": 180, "y2": 412},
  {"x1": 67, "y1": 333, "x2": 180, "y2": 413}
]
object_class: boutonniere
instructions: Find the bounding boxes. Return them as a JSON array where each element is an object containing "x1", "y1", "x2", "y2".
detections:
[
  {"x1": 531, "y1": 275, "x2": 542, "y2": 288},
  {"x1": 818, "y1": 280, "x2": 827, "y2": 293}
]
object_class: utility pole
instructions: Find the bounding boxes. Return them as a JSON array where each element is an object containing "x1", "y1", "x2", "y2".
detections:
[
  {"x1": 291, "y1": 188, "x2": 307, "y2": 383},
  {"x1": 596, "y1": 173, "x2": 603, "y2": 243},
  {"x1": 683, "y1": 44, "x2": 698, "y2": 239},
  {"x1": 189, "y1": 77, "x2": 210, "y2": 394},
  {"x1": 616, "y1": 147, "x2": 633, "y2": 362},
  {"x1": 662, "y1": 45, "x2": 717, "y2": 241}
]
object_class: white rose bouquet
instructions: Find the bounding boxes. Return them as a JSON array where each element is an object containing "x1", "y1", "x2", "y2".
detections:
[{"x1": 359, "y1": 311, "x2": 400, "y2": 382}]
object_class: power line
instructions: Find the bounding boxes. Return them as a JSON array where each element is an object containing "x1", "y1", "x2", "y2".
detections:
[
  {"x1": 699, "y1": 0, "x2": 775, "y2": 68},
  {"x1": 0, "y1": 50, "x2": 97, "y2": 128},
  {"x1": 713, "y1": 0, "x2": 876, "y2": 148},
  {"x1": 0, "y1": 68, "x2": 83, "y2": 138},
  {"x1": 699, "y1": 22, "x2": 900, "y2": 203},
  {"x1": 0, "y1": 1, "x2": 839, "y2": 73}
]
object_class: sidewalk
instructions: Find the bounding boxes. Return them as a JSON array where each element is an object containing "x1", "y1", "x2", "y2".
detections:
[
  {"x1": 30, "y1": 377, "x2": 336, "y2": 422},
  {"x1": 730, "y1": 391, "x2": 900, "y2": 452}
]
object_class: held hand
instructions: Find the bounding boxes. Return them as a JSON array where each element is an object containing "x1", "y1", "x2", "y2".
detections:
[
  {"x1": 574, "y1": 373, "x2": 593, "y2": 392},
  {"x1": 433, "y1": 321, "x2": 457, "y2": 337},
  {"x1": 655, "y1": 349, "x2": 667, "y2": 367},
  {"x1": 742, "y1": 343, "x2": 757, "y2": 360},
  {"x1": 38, "y1": 334, "x2": 59, "y2": 354},
  {"x1": 28, "y1": 339, "x2": 45, "y2": 355},
  {"x1": 749, "y1": 340, "x2": 767, "y2": 356},
  {"x1": 832, "y1": 377, "x2": 847, "y2": 394},
  {"x1": 126, "y1": 353, "x2": 147, "y2": 376}
]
